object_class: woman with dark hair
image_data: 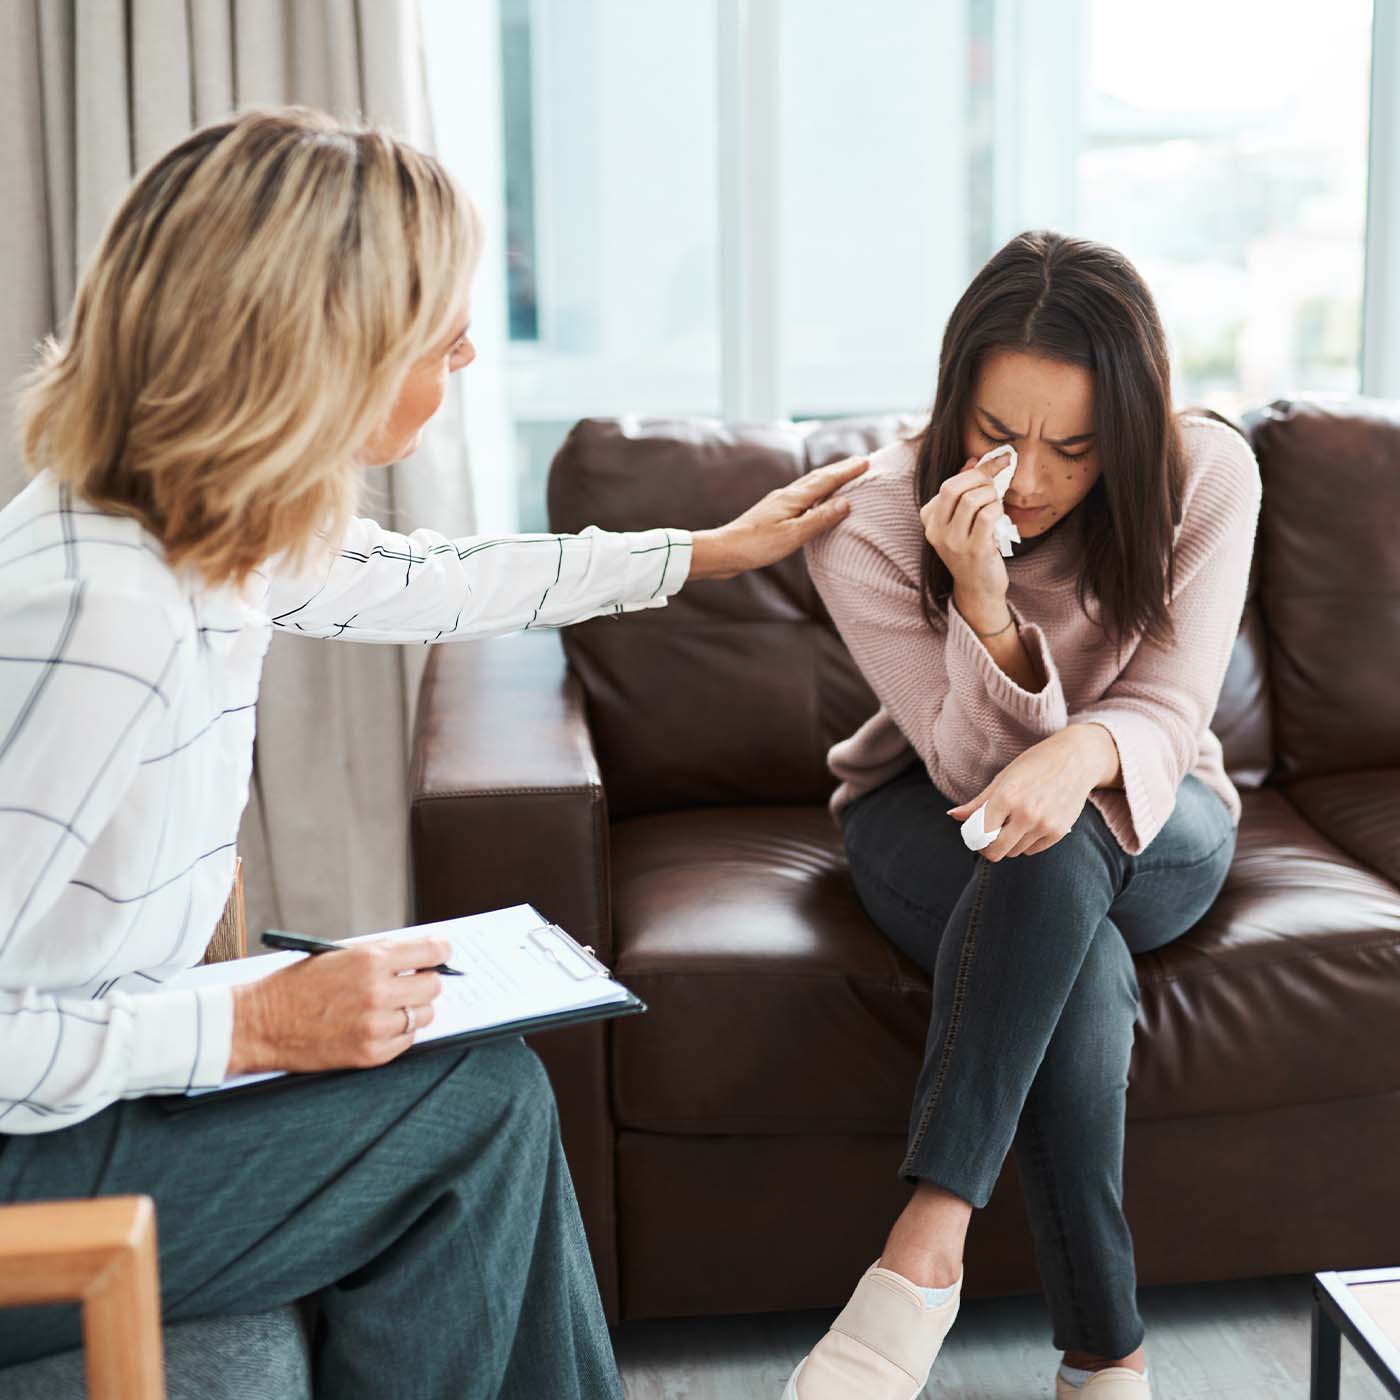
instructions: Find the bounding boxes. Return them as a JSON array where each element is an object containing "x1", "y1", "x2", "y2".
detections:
[{"x1": 786, "y1": 231, "x2": 1260, "y2": 1400}]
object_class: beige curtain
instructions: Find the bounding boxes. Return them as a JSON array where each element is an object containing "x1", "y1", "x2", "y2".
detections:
[{"x1": 0, "y1": 0, "x2": 476, "y2": 940}]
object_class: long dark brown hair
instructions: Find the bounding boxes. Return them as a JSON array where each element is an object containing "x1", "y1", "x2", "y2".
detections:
[{"x1": 915, "y1": 230, "x2": 1185, "y2": 647}]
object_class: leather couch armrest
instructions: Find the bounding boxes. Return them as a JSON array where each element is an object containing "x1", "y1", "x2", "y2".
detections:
[
  {"x1": 408, "y1": 631, "x2": 622, "y2": 1320},
  {"x1": 409, "y1": 631, "x2": 611, "y2": 958}
]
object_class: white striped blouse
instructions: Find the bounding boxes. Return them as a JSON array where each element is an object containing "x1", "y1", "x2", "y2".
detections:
[{"x1": 0, "y1": 470, "x2": 692, "y2": 1134}]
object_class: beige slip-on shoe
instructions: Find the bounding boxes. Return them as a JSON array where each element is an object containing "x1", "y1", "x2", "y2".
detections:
[
  {"x1": 1055, "y1": 1364, "x2": 1152, "y2": 1398},
  {"x1": 782, "y1": 1260, "x2": 961, "y2": 1399}
]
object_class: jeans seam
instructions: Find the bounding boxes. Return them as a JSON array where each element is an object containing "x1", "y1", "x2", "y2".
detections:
[
  {"x1": 1025, "y1": 1101, "x2": 1092, "y2": 1351},
  {"x1": 902, "y1": 859, "x2": 989, "y2": 1175}
]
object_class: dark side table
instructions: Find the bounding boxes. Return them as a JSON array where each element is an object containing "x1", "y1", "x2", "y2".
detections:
[{"x1": 1313, "y1": 1269, "x2": 1400, "y2": 1398}]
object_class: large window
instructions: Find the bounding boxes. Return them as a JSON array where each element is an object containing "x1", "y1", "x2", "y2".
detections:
[
  {"x1": 425, "y1": 1, "x2": 1382, "y2": 531},
  {"x1": 778, "y1": 3, "x2": 971, "y2": 419},
  {"x1": 1072, "y1": 0, "x2": 1374, "y2": 410},
  {"x1": 430, "y1": 0, "x2": 721, "y2": 531}
]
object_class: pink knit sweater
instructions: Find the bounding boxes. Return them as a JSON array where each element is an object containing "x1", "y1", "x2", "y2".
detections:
[{"x1": 805, "y1": 416, "x2": 1262, "y2": 854}]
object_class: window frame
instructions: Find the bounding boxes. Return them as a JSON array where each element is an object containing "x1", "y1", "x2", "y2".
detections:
[{"x1": 1362, "y1": 0, "x2": 1400, "y2": 397}]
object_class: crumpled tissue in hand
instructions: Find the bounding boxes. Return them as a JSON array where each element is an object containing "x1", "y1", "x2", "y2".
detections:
[
  {"x1": 976, "y1": 443, "x2": 1021, "y2": 558},
  {"x1": 960, "y1": 803, "x2": 1002, "y2": 853}
]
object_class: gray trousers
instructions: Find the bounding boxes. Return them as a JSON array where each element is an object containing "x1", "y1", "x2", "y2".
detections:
[
  {"x1": 0, "y1": 1037, "x2": 623, "y2": 1400},
  {"x1": 840, "y1": 767, "x2": 1236, "y2": 1359}
]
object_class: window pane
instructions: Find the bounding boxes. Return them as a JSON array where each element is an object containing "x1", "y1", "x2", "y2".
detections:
[
  {"x1": 500, "y1": 0, "x2": 540, "y2": 342},
  {"x1": 1077, "y1": 0, "x2": 1373, "y2": 409},
  {"x1": 780, "y1": 2, "x2": 972, "y2": 418},
  {"x1": 501, "y1": 0, "x2": 722, "y2": 530}
]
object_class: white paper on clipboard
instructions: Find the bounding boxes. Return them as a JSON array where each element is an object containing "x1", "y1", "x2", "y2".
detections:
[{"x1": 176, "y1": 904, "x2": 630, "y2": 1096}]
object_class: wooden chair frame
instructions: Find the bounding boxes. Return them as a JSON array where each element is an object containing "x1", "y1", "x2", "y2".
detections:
[{"x1": 0, "y1": 1196, "x2": 165, "y2": 1399}]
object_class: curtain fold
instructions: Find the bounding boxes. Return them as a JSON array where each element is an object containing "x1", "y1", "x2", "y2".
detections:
[{"x1": 1, "y1": 0, "x2": 475, "y2": 941}]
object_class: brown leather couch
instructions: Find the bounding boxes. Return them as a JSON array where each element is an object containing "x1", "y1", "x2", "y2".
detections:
[{"x1": 409, "y1": 397, "x2": 1400, "y2": 1326}]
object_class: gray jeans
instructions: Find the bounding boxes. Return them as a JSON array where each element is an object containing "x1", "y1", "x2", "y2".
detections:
[
  {"x1": 841, "y1": 766, "x2": 1236, "y2": 1358},
  {"x1": 0, "y1": 1037, "x2": 622, "y2": 1400}
]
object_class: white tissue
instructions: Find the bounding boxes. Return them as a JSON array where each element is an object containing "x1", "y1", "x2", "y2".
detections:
[
  {"x1": 975, "y1": 443, "x2": 1021, "y2": 558},
  {"x1": 960, "y1": 803, "x2": 1003, "y2": 853}
]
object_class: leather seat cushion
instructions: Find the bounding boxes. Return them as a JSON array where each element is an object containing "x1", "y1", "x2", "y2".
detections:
[{"x1": 610, "y1": 789, "x2": 1400, "y2": 1134}]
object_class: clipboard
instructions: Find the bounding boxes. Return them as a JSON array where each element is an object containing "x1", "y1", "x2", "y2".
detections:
[{"x1": 157, "y1": 905, "x2": 644, "y2": 1111}]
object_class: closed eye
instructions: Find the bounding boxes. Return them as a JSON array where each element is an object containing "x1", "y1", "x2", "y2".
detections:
[{"x1": 979, "y1": 427, "x2": 1090, "y2": 463}]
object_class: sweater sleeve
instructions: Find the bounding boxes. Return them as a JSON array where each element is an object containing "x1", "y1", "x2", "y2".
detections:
[
  {"x1": 807, "y1": 519, "x2": 1069, "y2": 801},
  {"x1": 1073, "y1": 427, "x2": 1261, "y2": 853}
]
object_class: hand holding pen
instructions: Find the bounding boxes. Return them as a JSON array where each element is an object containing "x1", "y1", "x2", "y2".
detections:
[{"x1": 225, "y1": 931, "x2": 460, "y2": 1078}]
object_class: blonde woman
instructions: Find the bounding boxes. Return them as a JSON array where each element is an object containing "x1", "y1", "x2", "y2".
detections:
[{"x1": 0, "y1": 108, "x2": 863, "y2": 1398}]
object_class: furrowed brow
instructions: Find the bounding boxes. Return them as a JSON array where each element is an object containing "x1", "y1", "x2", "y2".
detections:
[
  {"x1": 977, "y1": 407, "x2": 1018, "y2": 437},
  {"x1": 977, "y1": 406, "x2": 1093, "y2": 448}
]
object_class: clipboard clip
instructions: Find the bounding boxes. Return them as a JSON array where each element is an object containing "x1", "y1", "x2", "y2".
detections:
[{"x1": 529, "y1": 924, "x2": 611, "y2": 981}]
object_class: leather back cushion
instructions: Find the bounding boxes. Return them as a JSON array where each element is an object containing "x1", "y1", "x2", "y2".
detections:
[
  {"x1": 550, "y1": 413, "x2": 1274, "y2": 815},
  {"x1": 549, "y1": 417, "x2": 895, "y2": 818},
  {"x1": 1213, "y1": 569, "x2": 1272, "y2": 790},
  {"x1": 1249, "y1": 397, "x2": 1400, "y2": 782}
]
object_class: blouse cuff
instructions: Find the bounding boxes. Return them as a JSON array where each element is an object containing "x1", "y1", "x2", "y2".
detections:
[
  {"x1": 612, "y1": 527, "x2": 694, "y2": 614},
  {"x1": 945, "y1": 601, "x2": 1069, "y2": 734},
  {"x1": 121, "y1": 984, "x2": 235, "y2": 1096}
]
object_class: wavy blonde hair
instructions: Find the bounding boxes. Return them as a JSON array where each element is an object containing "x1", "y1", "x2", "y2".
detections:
[{"x1": 18, "y1": 106, "x2": 480, "y2": 587}]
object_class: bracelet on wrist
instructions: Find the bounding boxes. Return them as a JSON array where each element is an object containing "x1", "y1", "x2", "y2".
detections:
[{"x1": 973, "y1": 610, "x2": 1016, "y2": 639}]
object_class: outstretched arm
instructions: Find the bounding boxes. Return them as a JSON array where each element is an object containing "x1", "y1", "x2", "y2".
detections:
[{"x1": 263, "y1": 458, "x2": 868, "y2": 644}]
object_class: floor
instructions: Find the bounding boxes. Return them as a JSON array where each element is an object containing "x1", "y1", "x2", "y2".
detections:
[{"x1": 614, "y1": 1273, "x2": 1392, "y2": 1398}]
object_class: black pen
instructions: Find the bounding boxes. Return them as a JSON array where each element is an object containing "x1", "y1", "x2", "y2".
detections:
[{"x1": 261, "y1": 929, "x2": 465, "y2": 976}]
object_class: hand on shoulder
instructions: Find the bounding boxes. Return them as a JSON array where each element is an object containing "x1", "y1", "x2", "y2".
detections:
[{"x1": 689, "y1": 455, "x2": 870, "y2": 580}]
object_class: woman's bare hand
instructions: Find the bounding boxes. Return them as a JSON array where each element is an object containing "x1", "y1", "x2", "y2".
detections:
[
  {"x1": 946, "y1": 726, "x2": 1120, "y2": 862},
  {"x1": 920, "y1": 457, "x2": 1010, "y2": 625},
  {"x1": 689, "y1": 456, "x2": 869, "y2": 580},
  {"x1": 227, "y1": 936, "x2": 451, "y2": 1076}
]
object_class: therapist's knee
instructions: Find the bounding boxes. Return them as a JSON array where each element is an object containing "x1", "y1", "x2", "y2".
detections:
[
  {"x1": 474, "y1": 1034, "x2": 548, "y2": 1081},
  {"x1": 487, "y1": 1035, "x2": 556, "y2": 1112},
  {"x1": 452, "y1": 1037, "x2": 560, "y2": 1155}
]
